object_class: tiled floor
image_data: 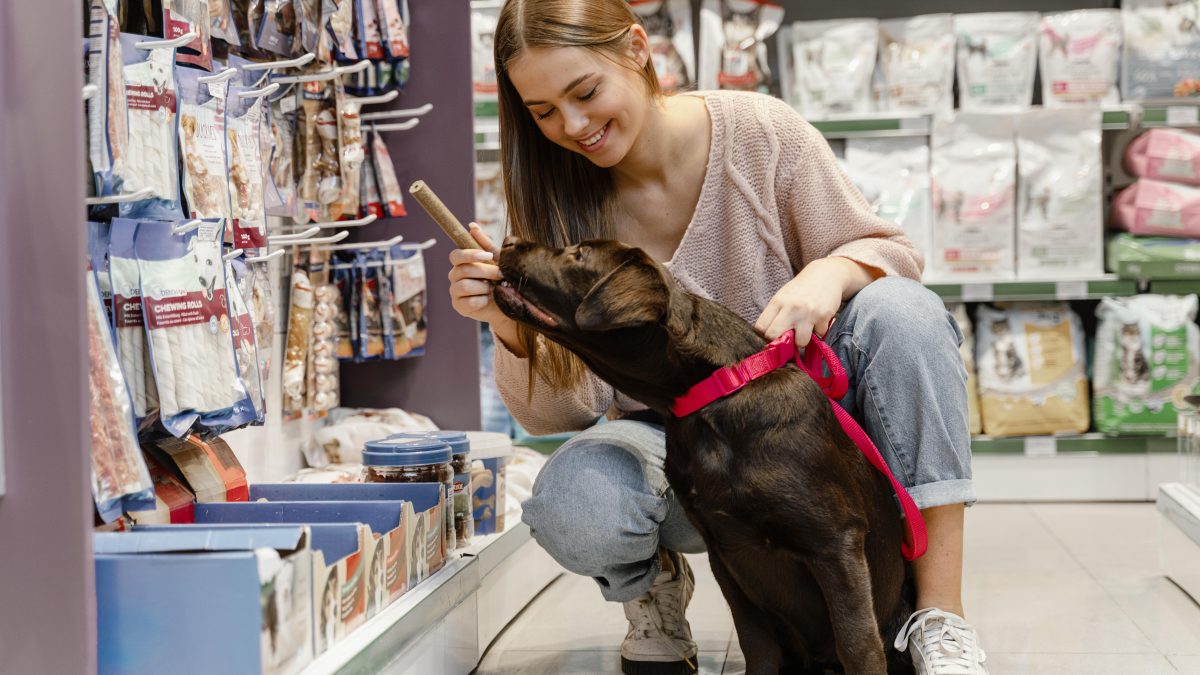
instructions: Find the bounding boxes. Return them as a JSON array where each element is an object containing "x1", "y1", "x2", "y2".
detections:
[{"x1": 474, "y1": 503, "x2": 1200, "y2": 674}]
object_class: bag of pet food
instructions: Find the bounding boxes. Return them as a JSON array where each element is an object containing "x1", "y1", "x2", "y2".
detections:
[
  {"x1": 471, "y1": 5, "x2": 500, "y2": 98},
  {"x1": 781, "y1": 19, "x2": 877, "y2": 117},
  {"x1": 1113, "y1": 179, "x2": 1200, "y2": 239},
  {"x1": 134, "y1": 219, "x2": 256, "y2": 437},
  {"x1": 371, "y1": 128, "x2": 406, "y2": 217},
  {"x1": 360, "y1": 135, "x2": 384, "y2": 217},
  {"x1": 117, "y1": 34, "x2": 184, "y2": 221},
  {"x1": 1107, "y1": 233, "x2": 1200, "y2": 280},
  {"x1": 177, "y1": 67, "x2": 234, "y2": 221},
  {"x1": 1039, "y1": 10, "x2": 1122, "y2": 108},
  {"x1": 359, "y1": 253, "x2": 386, "y2": 360},
  {"x1": 255, "y1": 0, "x2": 294, "y2": 56},
  {"x1": 631, "y1": 0, "x2": 695, "y2": 94},
  {"x1": 1095, "y1": 295, "x2": 1200, "y2": 434},
  {"x1": 87, "y1": 0, "x2": 128, "y2": 197},
  {"x1": 283, "y1": 248, "x2": 315, "y2": 416},
  {"x1": 975, "y1": 304, "x2": 1091, "y2": 437},
  {"x1": 226, "y1": 259, "x2": 265, "y2": 422},
  {"x1": 295, "y1": 0, "x2": 324, "y2": 57},
  {"x1": 267, "y1": 84, "x2": 299, "y2": 217},
  {"x1": 210, "y1": 0, "x2": 240, "y2": 45},
  {"x1": 1125, "y1": 128, "x2": 1200, "y2": 186},
  {"x1": 298, "y1": 82, "x2": 342, "y2": 221},
  {"x1": 328, "y1": 0, "x2": 358, "y2": 62},
  {"x1": 163, "y1": 0, "x2": 214, "y2": 71},
  {"x1": 877, "y1": 14, "x2": 956, "y2": 114},
  {"x1": 108, "y1": 218, "x2": 161, "y2": 422},
  {"x1": 332, "y1": 254, "x2": 360, "y2": 359},
  {"x1": 954, "y1": 12, "x2": 1039, "y2": 112},
  {"x1": 929, "y1": 113, "x2": 1017, "y2": 281},
  {"x1": 88, "y1": 222, "x2": 114, "y2": 322},
  {"x1": 357, "y1": 0, "x2": 385, "y2": 60},
  {"x1": 840, "y1": 137, "x2": 932, "y2": 263},
  {"x1": 311, "y1": 281, "x2": 343, "y2": 410},
  {"x1": 230, "y1": 0, "x2": 268, "y2": 56},
  {"x1": 948, "y1": 304, "x2": 983, "y2": 436},
  {"x1": 378, "y1": 0, "x2": 410, "y2": 62},
  {"x1": 389, "y1": 244, "x2": 428, "y2": 356},
  {"x1": 226, "y1": 81, "x2": 270, "y2": 251},
  {"x1": 1016, "y1": 108, "x2": 1104, "y2": 279},
  {"x1": 698, "y1": 0, "x2": 784, "y2": 93},
  {"x1": 1122, "y1": 0, "x2": 1200, "y2": 100}
]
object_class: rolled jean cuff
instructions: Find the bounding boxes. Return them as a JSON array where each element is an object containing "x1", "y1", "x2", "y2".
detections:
[{"x1": 906, "y1": 479, "x2": 977, "y2": 510}]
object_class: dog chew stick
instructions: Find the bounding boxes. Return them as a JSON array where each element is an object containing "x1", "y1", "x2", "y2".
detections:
[{"x1": 409, "y1": 180, "x2": 498, "y2": 265}]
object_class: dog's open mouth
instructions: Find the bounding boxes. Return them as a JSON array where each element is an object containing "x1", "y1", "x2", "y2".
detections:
[{"x1": 494, "y1": 279, "x2": 559, "y2": 328}]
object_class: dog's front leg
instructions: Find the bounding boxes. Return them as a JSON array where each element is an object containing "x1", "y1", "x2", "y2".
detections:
[
  {"x1": 804, "y1": 533, "x2": 888, "y2": 675},
  {"x1": 707, "y1": 551, "x2": 782, "y2": 675}
]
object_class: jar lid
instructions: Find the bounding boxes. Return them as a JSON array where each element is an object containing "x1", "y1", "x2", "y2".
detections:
[
  {"x1": 362, "y1": 439, "x2": 452, "y2": 466},
  {"x1": 465, "y1": 431, "x2": 513, "y2": 460},
  {"x1": 389, "y1": 430, "x2": 470, "y2": 455}
]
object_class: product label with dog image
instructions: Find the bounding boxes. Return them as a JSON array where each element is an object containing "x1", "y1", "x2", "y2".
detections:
[{"x1": 178, "y1": 67, "x2": 233, "y2": 221}]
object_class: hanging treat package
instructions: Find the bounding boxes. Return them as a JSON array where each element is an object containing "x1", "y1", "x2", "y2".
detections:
[
  {"x1": 356, "y1": 0, "x2": 385, "y2": 60},
  {"x1": 226, "y1": 80, "x2": 269, "y2": 250},
  {"x1": 230, "y1": 0, "x2": 269, "y2": 56},
  {"x1": 117, "y1": 34, "x2": 184, "y2": 221},
  {"x1": 339, "y1": 98, "x2": 365, "y2": 218},
  {"x1": 177, "y1": 66, "x2": 233, "y2": 220},
  {"x1": 780, "y1": 19, "x2": 878, "y2": 118},
  {"x1": 953, "y1": 12, "x2": 1039, "y2": 112},
  {"x1": 1095, "y1": 295, "x2": 1200, "y2": 434},
  {"x1": 210, "y1": 0, "x2": 240, "y2": 46},
  {"x1": 239, "y1": 260, "x2": 277, "y2": 383},
  {"x1": 305, "y1": 250, "x2": 331, "y2": 411},
  {"x1": 376, "y1": 250, "x2": 398, "y2": 359},
  {"x1": 88, "y1": 222, "x2": 114, "y2": 322},
  {"x1": 1015, "y1": 108, "x2": 1104, "y2": 279},
  {"x1": 928, "y1": 113, "x2": 1017, "y2": 281},
  {"x1": 948, "y1": 304, "x2": 983, "y2": 436},
  {"x1": 283, "y1": 250, "x2": 315, "y2": 416},
  {"x1": 699, "y1": 0, "x2": 784, "y2": 93},
  {"x1": 311, "y1": 281, "x2": 343, "y2": 411},
  {"x1": 1114, "y1": 179, "x2": 1200, "y2": 239},
  {"x1": 295, "y1": 0, "x2": 324, "y2": 57},
  {"x1": 630, "y1": 0, "x2": 695, "y2": 94},
  {"x1": 877, "y1": 14, "x2": 956, "y2": 114},
  {"x1": 254, "y1": 0, "x2": 295, "y2": 56},
  {"x1": 333, "y1": 256, "x2": 359, "y2": 359},
  {"x1": 1108, "y1": 233, "x2": 1200, "y2": 280},
  {"x1": 360, "y1": 135, "x2": 384, "y2": 217},
  {"x1": 378, "y1": 0, "x2": 411, "y2": 63},
  {"x1": 267, "y1": 85, "x2": 299, "y2": 218},
  {"x1": 1125, "y1": 128, "x2": 1200, "y2": 187},
  {"x1": 359, "y1": 254, "x2": 386, "y2": 360},
  {"x1": 298, "y1": 83, "x2": 342, "y2": 222},
  {"x1": 87, "y1": 266, "x2": 156, "y2": 523},
  {"x1": 371, "y1": 128, "x2": 406, "y2": 217},
  {"x1": 1038, "y1": 10, "x2": 1122, "y2": 108},
  {"x1": 87, "y1": 0, "x2": 128, "y2": 197},
  {"x1": 133, "y1": 220, "x2": 256, "y2": 436},
  {"x1": 163, "y1": 0, "x2": 214, "y2": 71},
  {"x1": 226, "y1": 259, "x2": 265, "y2": 422},
  {"x1": 1123, "y1": 0, "x2": 1200, "y2": 100},
  {"x1": 471, "y1": 5, "x2": 499, "y2": 98},
  {"x1": 390, "y1": 245, "x2": 428, "y2": 357},
  {"x1": 108, "y1": 218, "x2": 161, "y2": 423},
  {"x1": 840, "y1": 137, "x2": 932, "y2": 262}
]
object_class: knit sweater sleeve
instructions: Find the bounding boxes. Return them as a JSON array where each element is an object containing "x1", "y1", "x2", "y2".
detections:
[
  {"x1": 490, "y1": 326, "x2": 612, "y2": 435},
  {"x1": 772, "y1": 102, "x2": 924, "y2": 280}
]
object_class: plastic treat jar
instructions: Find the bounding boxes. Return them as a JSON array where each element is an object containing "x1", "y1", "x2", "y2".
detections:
[
  {"x1": 362, "y1": 438, "x2": 456, "y2": 553},
  {"x1": 390, "y1": 431, "x2": 474, "y2": 547},
  {"x1": 465, "y1": 432, "x2": 513, "y2": 536}
]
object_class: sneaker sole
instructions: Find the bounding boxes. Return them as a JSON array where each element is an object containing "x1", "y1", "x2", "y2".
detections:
[{"x1": 620, "y1": 657, "x2": 698, "y2": 675}]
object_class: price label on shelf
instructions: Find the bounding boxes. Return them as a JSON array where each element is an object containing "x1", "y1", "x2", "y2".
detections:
[
  {"x1": 1024, "y1": 436, "x2": 1058, "y2": 458},
  {"x1": 1167, "y1": 106, "x2": 1200, "y2": 127},
  {"x1": 961, "y1": 283, "x2": 993, "y2": 302},
  {"x1": 1055, "y1": 281, "x2": 1088, "y2": 300}
]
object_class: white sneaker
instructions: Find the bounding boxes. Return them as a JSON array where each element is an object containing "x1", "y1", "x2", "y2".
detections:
[
  {"x1": 620, "y1": 551, "x2": 698, "y2": 675},
  {"x1": 895, "y1": 607, "x2": 990, "y2": 675}
]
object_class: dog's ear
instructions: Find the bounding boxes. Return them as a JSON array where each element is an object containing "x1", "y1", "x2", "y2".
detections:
[{"x1": 575, "y1": 258, "x2": 670, "y2": 331}]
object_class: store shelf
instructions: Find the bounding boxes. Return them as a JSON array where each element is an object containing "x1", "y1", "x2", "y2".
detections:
[
  {"x1": 971, "y1": 433, "x2": 1175, "y2": 457},
  {"x1": 1140, "y1": 102, "x2": 1200, "y2": 128},
  {"x1": 925, "y1": 276, "x2": 1138, "y2": 303},
  {"x1": 810, "y1": 112, "x2": 930, "y2": 139},
  {"x1": 1148, "y1": 279, "x2": 1200, "y2": 295}
]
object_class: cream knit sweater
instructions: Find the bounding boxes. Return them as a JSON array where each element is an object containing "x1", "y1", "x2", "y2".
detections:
[{"x1": 493, "y1": 90, "x2": 924, "y2": 435}]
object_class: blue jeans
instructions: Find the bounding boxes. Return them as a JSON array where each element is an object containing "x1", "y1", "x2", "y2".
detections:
[{"x1": 521, "y1": 277, "x2": 975, "y2": 602}]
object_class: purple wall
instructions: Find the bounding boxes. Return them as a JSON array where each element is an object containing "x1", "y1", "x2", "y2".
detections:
[
  {"x1": 339, "y1": 0, "x2": 483, "y2": 432},
  {"x1": 0, "y1": 1, "x2": 95, "y2": 674}
]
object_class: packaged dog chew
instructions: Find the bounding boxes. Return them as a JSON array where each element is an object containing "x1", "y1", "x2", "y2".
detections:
[
  {"x1": 163, "y1": 0, "x2": 214, "y2": 71},
  {"x1": 255, "y1": 0, "x2": 294, "y2": 56},
  {"x1": 283, "y1": 250, "x2": 315, "y2": 415},
  {"x1": 209, "y1": 0, "x2": 240, "y2": 45},
  {"x1": 108, "y1": 218, "x2": 161, "y2": 421},
  {"x1": 177, "y1": 67, "x2": 233, "y2": 221},
  {"x1": 954, "y1": 12, "x2": 1039, "y2": 112},
  {"x1": 267, "y1": 85, "x2": 299, "y2": 217},
  {"x1": 840, "y1": 137, "x2": 932, "y2": 263},
  {"x1": 226, "y1": 81, "x2": 269, "y2": 250},
  {"x1": 295, "y1": 0, "x2": 323, "y2": 57},
  {"x1": 239, "y1": 259, "x2": 276, "y2": 386},
  {"x1": 118, "y1": 33, "x2": 184, "y2": 221},
  {"x1": 359, "y1": 253, "x2": 386, "y2": 359},
  {"x1": 230, "y1": 0, "x2": 268, "y2": 55},
  {"x1": 371, "y1": 128, "x2": 405, "y2": 217},
  {"x1": 339, "y1": 99, "x2": 365, "y2": 218},
  {"x1": 87, "y1": 0, "x2": 128, "y2": 197},
  {"x1": 1125, "y1": 129, "x2": 1200, "y2": 187},
  {"x1": 360, "y1": 136, "x2": 384, "y2": 218},
  {"x1": 311, "y1": 282, "x2": 343, "y2": 409},
  {"x1": 357, "y1": 0, "x2": 385, "y2": 60},
  {"x1": 783, "y1": 19, "x2": 877, "y2": 117},
  {"x1": 88, "y1": 222, "x2": 114, "y2": 322},
  {"x1": 378, "y1": 0, "x2": 411, "y2": 61},
  {"x1": 630, "y1": 0, "x2": 695, "y2": 94},
  {"x1": 1114, "y1": 179, "x2": 1200, "y2": 239},
  {"x1": 390, "y1": 245, "x2": 428, "y2": 355},
  {"x1": 698, "y1": 0, "x2": 784, "y2": 93},
  {"x1": 878, "y1": 14, "x2": 956, "y2": 114},
  {"x1": 1039, "y1": 10, "x2": 1122, "y2": 108},
  {"x1": 1122, "y1": 0, "x2": 1200, "y2": 100},
  {"x1": 332, "y1": 259, "x2": 357, "y2": 360},
  {"x1": 329, "y1": 0, "x2": 358, "y2": 61},
  {"x1": 226, "y1": 259, "x2": 265, "y2": 422}
]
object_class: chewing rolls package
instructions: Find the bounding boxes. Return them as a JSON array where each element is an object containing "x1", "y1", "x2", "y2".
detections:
[
  {"x1": 631, "y1": 0, "x2": 695, "y2": 94},
  {"x1": 134, "y1": 219, "x2": 255, "y2": 437},
  {"x1": 163, "y1": 0, "x2": 214, "y2": 71},
  {"x1": 948, "y1": 304, "x2": 983, "y2": 436},
  {"x1": 1016, "y1": 109, "x2": 1104, "y2": 279},
  {"x1": 109, "y1": 219, "x2": 160, "y2": 420},
  {"x1": 782, "y1": 19, "x2": 877, "y2": 118},
  {"x1": 389, "y1": 246, "x2": 428, "y2": 357},
  {"x1": 1039, "y1": 10, "x2": 1123, "y2": 108},
  {"x1": 118, "y1": 34, "x2": 183, "y2": 220},
  {"x1": 226, "y1": 81, "x2": 269, "y2": 250},
  {"x1": 177, "y1": 67, "x2": 233, "y2": 221},
  {"x1": 226, "y1": 260, "x2": 265, "y2": 422},
  {"x1": 840, "y1": 137, "x2": 932, "y2": 262},
  {"x1": 87, "y1": 0, "x2": 128, "y2": 196},
  {"x1": 1125, "y1": 129, "x2": 1200, "y2": 187},
  {"x1": 1114, "y1": 179, "x2": 1200, "y2": 239},
  {"x1": 929, "y1": 113, "x2": 1017, "y2": 281},
  {"x1": 699, "y1": 0, "x2": 785, "y2": 93},
  {"x1": 284, "y1": 254, "x2": 315, "y2": 416},
  {"x1": 975, "y1": 304, "x2": 1091, "y2": 437},
  {"x1": 1108, "y1": 234, "x2": 1200, "y2": 280},
  {"x1": 1095, "y1": 295, "x2": 1200, "y2": 434},
  {"x1": 954, "y1": 13, "x2": 1039, "y2": 112},
  {"x1": 877, "y1": 14, "x2": 956, "y2": 114},
  {"x1": 1123, "y1": 0, "x2": 1200, "y2": 100},
  {"x1": 371, "y1": 129, "x2": 405, "y2": 217}
]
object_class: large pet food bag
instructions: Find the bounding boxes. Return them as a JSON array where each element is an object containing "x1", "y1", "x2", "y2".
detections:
[
  {"x1": 949, "y1": 304, "x2": 983, "y2": 436},
  {"x1": 840, "y1": 137, "x2": 932, "y2": 263},
  {"x1": 975, "y1": 304, "x2": 1091, "y2": 437},
  {"x1": 1124, "y1": 128, "x2": 1200, "y2": 187},
  {"x1": 1113, "y1": 179, "x2": 1200, "y2": 239},
  {"x1": 1094, "y1": 295, "x2": 1200, "y2": 435},
  {"x1": 1122, "y1": 0, "x2": 1200, "y2": 100},
  {"x1": 1107, "y1": 234, "x2": 1200, "y2": 280}
]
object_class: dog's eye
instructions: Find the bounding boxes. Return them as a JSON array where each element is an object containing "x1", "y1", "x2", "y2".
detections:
[{"x1": 573, "y1": 246, "x2": 589, "y2": 262}]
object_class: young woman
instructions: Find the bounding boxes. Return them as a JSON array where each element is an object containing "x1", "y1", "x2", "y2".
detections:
[{"x1": 449, "y1": 2, "x2": 987, "y2": 673}]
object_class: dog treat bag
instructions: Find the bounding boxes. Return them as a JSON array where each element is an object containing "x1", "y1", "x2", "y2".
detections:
[
  {"x1": 975, "y1": 304, "x2": 1091, "y2": 437},
  {"x1": 87, "y1": 0, "x2": 128, "y2": 197},
  {"x1": 268, "y1": 85, "x2": 299, "y2": 217},
  {"x1": 239, "y1": 260, "x2": 277, "y2": 384},
  {"x1": 1122, "y1": 0, "x2": 1200, "y2": 100},
  {"x1": 948, "y1": 304, "x2": 983, "y2": 436},
  {"x1": 332, "y1": 253, "x2": 361, "y2": 360},
  {"x1": 1095, "y1": 295, "x2": 1200, "y2": 434},
  {"x1": 389, "y1": 245, "x2": 428, "y2": 357},
  {"x1": 339, "y1": 99, "x2": 365, "y2": 218},
  {"x1": 178, "y1": 67, "x2": 233, "y2": 221},
  {"x1": 108, "y1": 218, "x2": 160, "y2": 421},
  {"x1": 1016, "y1": 108, "x2": 1104, "y2": 279},
  {"x1": 929, "y1": 113, "x2": 1017, "y2": 281},
  {"x1": 360, "y1": 135, "x2": 384, "y2": 217},
  {"x1": 226, "y1": 81, "x2": 269, "y2": 250},
  {"x1": 210, "y1": 0, "x2": 240, "y2": 45},
  {"x1": 226, "y1": 259, "x2": 265, "y2": 422},
  {"x1": 283, "y1": 250, "x2": 315, "y2": 415},
  {"x1": 164, "y1": 0, "x2": 214, "y2": 71},
  {"x1": 1125, "y1": 128, "x2": 1200, "y2": 187},
  {"x1": 310, "y1": 282, "x2": 343, "y2": 410},
  {"x1": 699, "y1": 0, "x2": 784, "y2": 93},
  {"x1": 1039, "y1": 10, "x2": 1122, "y2": 108},
  {"x1": 255, "y1": 0, "x2": 294, "y2": 56},
  {"x1": 1114, "y1": 179, "x2": 1200, "y2": 239},
  {"x1": 631, "y1": 0, "x2": 695, "y2": 94},
  {"x1": 118, "y1": 34, "x2": 183, "y2": 221},
  {"x1": 954, "y1": 12, "x2": 1039, "y2": 112},
  {"x1": 371, "y1": 128, "x2": 405, "y2": 217},
  {"x1": 377, "y1": 0, "x2": 411, "y2": 62},
  {"x1": 878, "y1": 14, "x2": 956, "y2": 114},
  {"x1": 359, "y1": 253, "x2": 386, "y2": 360},
  {"x1": 840, "y1": 137, "x2": 932, "y2": 263},
  {"x1": 356, "y1": 0, "x2": 385, "y2": 60},
  {"x1": 782, "y1": 19, "x2": 878, "y2": 118}
]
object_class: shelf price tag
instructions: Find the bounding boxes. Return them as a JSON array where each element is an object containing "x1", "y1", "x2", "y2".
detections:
[
  {"x1": 1024, "y1": 436, "x2": 1058, "y2": 458},
  {"x1": 1055, "y1": 281, "x2": 1088, "y2": 300},
  {"x1": 1167, "y1": 106, "x2": 1200, "y2": 127},
  {"x1": 961, "y1": 283, "x2": 993, "y2": 302}
]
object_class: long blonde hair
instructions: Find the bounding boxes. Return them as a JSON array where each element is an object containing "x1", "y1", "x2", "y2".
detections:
[{"x1": 495, "y1": 0, "x2": 662, "y2": 392}]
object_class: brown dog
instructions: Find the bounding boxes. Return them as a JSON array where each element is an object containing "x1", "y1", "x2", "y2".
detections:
[{"x1": 493, "y1": 237, "x2": 914, "y2": 675}]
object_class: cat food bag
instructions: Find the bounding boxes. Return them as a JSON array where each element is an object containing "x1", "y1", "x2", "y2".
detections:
[
  {"x1": 929, "y1": 113, "x2": 1017, "y2": 280},
  {"x1": 954, "y1": 12, "x2": 1039, "y2": 112},
  {"x1": 389, "y1": 245, "x2": 428, "y2": 356},
  {"x1": 117, "y1": 34, "x2": 184, "y2": 221},
  {"x1": 976, "y1": 304, "x2": 1091, "y2": 437},
  {"x1": 1125, "y1": 128, "x2": 1200, "y2": 186},
  {"x1": 878, "y1": 14, "x2": 956, "y2": 114},
  {"x1": 631, "y1": 0, "x2": 695, "y2": 94},
  {"x1": 948, "y1": 304, "x2": 983, "y2": 436},
  {"x1": 1095, "y1": 295, "x2": 1200, "y2": 434},
  {"x1": 371, "y1": 128, "x2": 405, "y2": 217},
  {"x1": 357, "y1": 0, "x2": 385, "y2": 60},
  {"x1": 164, "y1": 0, "x2": 214, "y2": 71},
  {"x1": 177, "y1": 67, "x2": 233, "y2": 221},
  {"x1": 210, "y1": 0, "x2": 240, "y2": 45},
  {"x1": 87, "y1": 0, "x2": 128, "y2": 197},
  {"x1": 1107, "y1": 233, "x2": 1200, "y2": 280},
  {"x1": 226, "y1": 81, "x2": 269, "y2": 250},
  {"x1": 1122, "y1": 0, "x2": 1200, "y2": 100},
  {"x1": 471, "y1": 5, "x2": 500, "y2": 98},
  {"x1": 698, "y1": 0, "x2": 785, "y2": 93},
  {"x1": 1039, "y1": 10, "x2": 1122, "y2": 108},
  {"x1": 840, "y1": 137, "x2": 932, "y2": 262},
  {"x1": 1016, "y1": 108, "x2": 1104, "y2": 279},
  {"x1": 1114, "y1": 179, "x2": 1200, "y2": 239},
  {"x1": 267, "y1": 85, "x2": 299, "y2": 217},
  {"x1": 108, "y1": 218, "x2": 160, "y2": 422},
  {"x1": 226, "y1": 259, "x2": 265, "y2": 421},
  {"x1": 782, "y1": 19, "x2": 877, "y2": 117}
]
